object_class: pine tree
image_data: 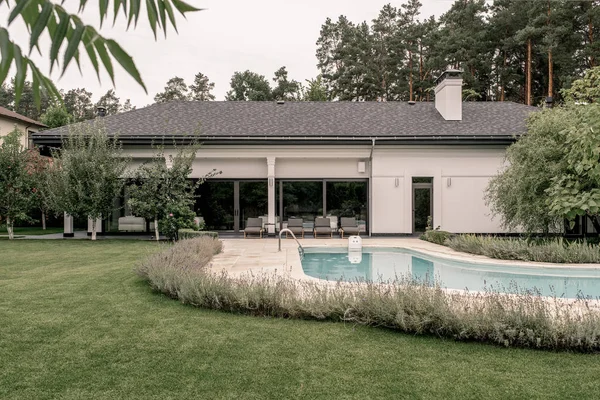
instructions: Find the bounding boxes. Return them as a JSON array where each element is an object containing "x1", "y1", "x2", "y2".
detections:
[
  {"x1": 154, "y1": 77, "x2": 190, "y2": 103},
  {"x1": 225, "y1": 71, "x2": 273, "y2": 101},
  {"x1": 189, "y1": 73, "x2": 216, "y2": 101}
]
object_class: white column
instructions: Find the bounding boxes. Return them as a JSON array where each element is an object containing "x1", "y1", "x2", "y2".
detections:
[
  {"x1": 267, "y1": 157, "x2": 276, "y2": 235},
  {"x1": 64, "y1": 212, "x2": 74, "y2": 237}
]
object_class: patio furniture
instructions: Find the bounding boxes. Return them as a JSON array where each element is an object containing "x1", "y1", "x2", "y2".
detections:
[
  {"x1": 340, "y1": 217, "x2": 360, "y2": 238},
  {"x1": 244, "y1": 218, "x2": 265, "y2": 238},
  {"x1": 313, "y1": 217, "x2": 333, "y2": 238},
  {"x1": 286, "y1": 218, "x2": 304, "y2": 239},
  {"x1": 118, "y1": 216, "x2": 145, "y2": 232}
]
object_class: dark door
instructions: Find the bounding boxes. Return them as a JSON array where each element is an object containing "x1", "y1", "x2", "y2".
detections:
[{"x1": 413, "y1": 183, "x2": 432, "y2": 233}]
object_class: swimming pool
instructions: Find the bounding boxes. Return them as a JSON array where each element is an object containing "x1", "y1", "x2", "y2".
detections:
[{"x1": 301, "y1": 247, "x2": 600, "y2": 299}]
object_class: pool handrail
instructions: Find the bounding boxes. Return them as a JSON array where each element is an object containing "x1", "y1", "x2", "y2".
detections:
[{"x1": 278, "y1": 228, "x2": 305, "y2": 259}]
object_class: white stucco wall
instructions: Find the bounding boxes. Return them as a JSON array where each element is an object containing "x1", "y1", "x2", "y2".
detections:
[
  {"x1": 371, "y1": 146, "x2": 506, "y2": 234},
  {"x1": 127, "y1": 143, "x2": 508, "y2": 234},
  {"x1": 0, "y1": 118, "x2": 32, "y2": 148}
]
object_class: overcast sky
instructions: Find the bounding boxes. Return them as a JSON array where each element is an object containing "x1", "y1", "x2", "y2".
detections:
[{"x1": 3, "y1": 0, "x2": 455, "y2": 107}]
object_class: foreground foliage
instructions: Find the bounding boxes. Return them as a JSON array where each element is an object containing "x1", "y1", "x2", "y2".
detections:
[
  {"x1": 3, "y1": 240, "x2": 600, "y2": 399},
  {"x1": 139, "y1": 238, "x2": 600, "y2": 353},
  {"x1": 446, "y1": 235, "x2": 600, "y2": 264}
]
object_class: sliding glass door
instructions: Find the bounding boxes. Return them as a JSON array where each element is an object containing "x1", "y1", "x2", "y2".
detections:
[{"x1": 195, "y1": 180, "x2": 268, "y2": 232}]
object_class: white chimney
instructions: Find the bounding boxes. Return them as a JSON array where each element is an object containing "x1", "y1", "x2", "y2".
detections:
[{"x1": 434, "y1": 69, "x2": 463, "y2": 121}]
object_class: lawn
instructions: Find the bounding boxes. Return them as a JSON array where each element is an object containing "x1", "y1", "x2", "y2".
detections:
[
  {"x1": 0, "y1": 226, "x2": 65, "y2": 236},
  {"x1": 1, "y1": 241, "x2": 599, "y2": 400}
]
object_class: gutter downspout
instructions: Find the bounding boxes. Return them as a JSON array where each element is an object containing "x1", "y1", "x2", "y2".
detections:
[{"x1": 369, "y1": 138, "x2": 375, "y2": 237}]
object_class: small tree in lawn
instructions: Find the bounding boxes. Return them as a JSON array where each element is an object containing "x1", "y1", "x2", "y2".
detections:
[
  {"x1": 48, "y1": 121, "x2": 129, "y2": 240},
  {"x1": 128, "y1": 145, "x2": 219, "y2": 241},
  {"x1": 0, "y1": 128, "x2": 35, "y2": 239},
  {"x1": 26, "y1": 149, "x2": 54, "y2": 230}
]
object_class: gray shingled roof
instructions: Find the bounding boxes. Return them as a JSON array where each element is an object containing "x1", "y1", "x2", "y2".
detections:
[{"x1": 33, "y1": 101, "x2": 537, "y2": 140}]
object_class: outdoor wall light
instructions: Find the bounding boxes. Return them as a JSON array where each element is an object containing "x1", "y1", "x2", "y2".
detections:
[
  {"x1": 357, "y1": 161, "x2": 366, "y2": 173},
  {"x1": 395, "y1": 177, "x2": 399, "y2": 187},
  {"x1": 447, "y1": 177, "x2": 452, "y2": 187},
  {"x1": 269, "y1": 177, "x2": 274, "y2": 187}
]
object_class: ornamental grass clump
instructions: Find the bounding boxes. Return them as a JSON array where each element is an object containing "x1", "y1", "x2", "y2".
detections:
[
  {"x1": 446, "y1": 235, "x2": 600, "y2": 263},
  {"x1": 138, "y1": 238, "x2": 600, "y2": 352}
]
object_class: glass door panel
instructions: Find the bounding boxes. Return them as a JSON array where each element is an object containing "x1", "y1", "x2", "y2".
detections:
[
  {"x1": 239, "y1": 181, "x2": 268, "y2": 230},
  {"x1": 195, "y1": 181, "x2": 235, "y2": 231},
  {"x1": 282, "y1": 181, "x2": 323, "y2": 231},
  {"x1": 326, "y1": 181, "x2": 368, "y2": 233},
  {"x1": 413, "y1": 187, "x2": 432, "y2": 233}
]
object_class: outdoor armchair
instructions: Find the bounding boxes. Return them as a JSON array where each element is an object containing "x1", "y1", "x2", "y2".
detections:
[
  {"x1": 286, "y1": 218, "x2": 304, "y2": 239},
  {"x1": 244, "y1": 218, "x2": 265, "y2": 238},
  {"x1": 313, "y1": 217, "x2": 333, "y2": 238},
  {"x1": 340, "y1": 217, "x2": 360, "y2": 238}
]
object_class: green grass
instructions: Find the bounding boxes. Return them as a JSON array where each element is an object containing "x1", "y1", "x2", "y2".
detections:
[
  {"x1": 0, "y1": 226, "x2": 65, "y2": 235},
  {"x1": 1, "y1": 241, "x2": 599, "y2": 399}
]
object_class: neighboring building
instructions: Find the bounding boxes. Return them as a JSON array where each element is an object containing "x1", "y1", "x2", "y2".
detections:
[
  {"x1": 0, "y1": 106, "x2": 47, "y2": 148},
  {"x1": 32, "y1": 71, "x2": 537, "y2": 236}
]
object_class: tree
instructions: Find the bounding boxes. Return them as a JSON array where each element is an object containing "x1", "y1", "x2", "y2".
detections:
[
  {"x1": 96, "y1": 90, "x2": 122, "y2": 115},
  {"x1": 561, "y1": 66, "x2": 600, "y2": 103},
  {"x1": 122, "y1": 99, "x2": 136, "y2": 112},
  {"x1": 26, "y1": 149, "x2": 54, "y2": 230},
  {"x1": 303, "y1": 76, "x2": 328, "y2": 101},
  {"x1": 0, "y1": 129, "x2": 35, "y2": 239},
  {"x1": 63, "y1": 88, "x2": 95, "y2": 122},
  {"x1": 486, "y1": 107, "x2": 570, "y2": 233},
  {"x1": 128, "y1": 145, "x2": 219, "y2": 241},
  {"x1": 41, "y1": 104, "x2": 72, "y2": 128},
  {"x1": 190, "y1": 73, "x2": 215, "y2": 101},
  {"x1": 271, "y1": 66, "x2": 301, "y2": 101},
  {"x1": 225, "y1": 71, "x2": 273, "y2": 101},
  {"x1": 546, "y1": 104, "x2": 600, "y2": 232},
  {"x1": 1, "y1": 0, "x2": 200, "y2": 107},
  {"x1": 47, "y1": 122, "x2": 129, "y2": 240},
  {"x1": 154, "y1": 77, "x2": 190, "y2": 103}
]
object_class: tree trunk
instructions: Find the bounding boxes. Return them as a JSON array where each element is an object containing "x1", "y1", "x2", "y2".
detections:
[
  {"x1": 590, "y1": 18, "x2": 596, "y2": 67},
  {"x1": 42, "y1": 211, "x2": 46, "y2": 230},
  {"x1": 408, "y1": 49, "x2": 413, "y2": 102},
  {"x1": 501, "y1": 51, "x2": 507, "y2": 101},
  {"x1": 154, "y1": 217, "x2": 160, "y2": 241},
  {"x1": 526, "y1": 39, "x2": 532, "y2": 106},
  {"x1": 548, "y1": 49, "x2": 553, "y2": 98},
  {"x1": 7, "y1": 216, "x2": 13, "y2": 240},
  {"x1": 91, "y1": 219, "x2": 97, "y2": 241},
  {"x1": 419, "y1": 42, "x2": 424, "y2": 101}
]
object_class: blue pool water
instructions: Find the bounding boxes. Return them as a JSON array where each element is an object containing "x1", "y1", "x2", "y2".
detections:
[{"x1": 301, "y1": 247, "x2": 600, "y2": 299}]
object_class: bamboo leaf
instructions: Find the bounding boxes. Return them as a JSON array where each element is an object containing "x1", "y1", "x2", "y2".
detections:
[
  {"x1": 82, "y1": 27, "x2": 100, "y2": 82},
  {"x1": 105, "y1": 39, "x2": 147, "y2": 92},
  {"x1": 99, "y1": 0, "x2": 108, "y2": 27},
  {"x1": 13, "y1": 45, "x2": 27, "y2": 107},
  {"x1": 146, "y1": 0, "x2": 159, "y2": 39},
  {"x1": 157, "y1": 0, "x2": 167, "y2": 36},
  {"x1": 8, "y1": 0, "x2": 33, "y2": 24},
  {"x1": 30, "y1": 61, "x2": 41, "y2": 109},
  {"x1": 29, "y1": 1, "x2": 54, "y2": 53},
  {"x1": 0, "y1": 28, "x2": 14, "y2": 84},
  {"x1": 49, "y1": 12, "x2": 69, "y2": 72},
  {"x1": 162, "y1": 0, "x2": 177, "y2": 33},
  {"x1": 61, "y1": 20, "x2": 85, "y2": 77},
  {"x1": 127, "y1": 0, "x2": 141, "y2": 28},
  {"x1": 170, "y1": 0, "x2": 200, "y2": 15},
  {"x1": 94, "y1": 39, "x2": 115, "y2": 85}
]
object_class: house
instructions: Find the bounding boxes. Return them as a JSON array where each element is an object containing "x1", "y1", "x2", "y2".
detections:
[
  {"x1": 32, "y1": 71, "x2": 538, "y2": 237},
  {"x1": 0, "y1": 106, "x2": 47, "y2": 148}
]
